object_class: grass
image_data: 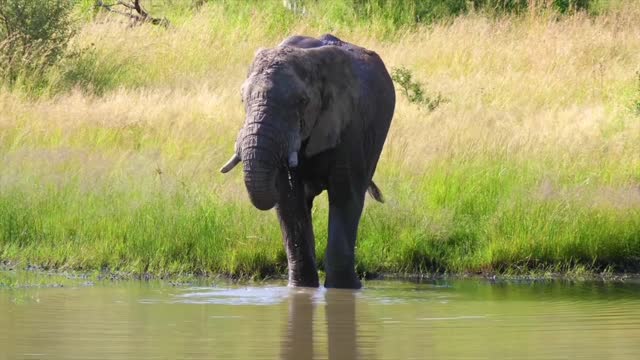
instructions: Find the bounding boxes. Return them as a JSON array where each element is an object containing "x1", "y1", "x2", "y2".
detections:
[{"x1": 1, "y1": 1, "x2": 639, "y2": 279}]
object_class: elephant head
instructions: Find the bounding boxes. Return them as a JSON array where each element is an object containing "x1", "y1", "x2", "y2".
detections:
[{"x1": 220, "y1": 45, "x2": 359, "y2": 210}]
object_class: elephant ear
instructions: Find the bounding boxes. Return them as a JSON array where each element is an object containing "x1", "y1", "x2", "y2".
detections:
[{"x1": 301, "y1": 46, "x2": 359, "y2": 157}]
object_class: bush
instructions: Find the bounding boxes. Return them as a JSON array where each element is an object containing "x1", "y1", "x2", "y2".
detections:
[
  {"x1": 391, "y1": 66, "x2": 447, "y2": 112},
  {"x1": 0, "y1": 0, "x2": 76, "y2": 89}
]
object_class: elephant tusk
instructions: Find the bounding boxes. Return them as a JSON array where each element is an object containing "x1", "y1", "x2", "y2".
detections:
[
  {"x1": 288, "y1": 152, "x2": 298, "y2": 168},
  {"x1": 220, "y1": 154, "x2": 241, "y2": 173}
]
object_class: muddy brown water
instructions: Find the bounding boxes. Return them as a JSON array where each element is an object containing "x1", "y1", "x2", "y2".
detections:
[{"x1": 1, "y1": 277, "x2": 640, "y2": 359}]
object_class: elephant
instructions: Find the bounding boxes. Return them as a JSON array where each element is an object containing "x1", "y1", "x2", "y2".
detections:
[{"x1": 220, "y1": 34, "x2": 395, "y2": 289}]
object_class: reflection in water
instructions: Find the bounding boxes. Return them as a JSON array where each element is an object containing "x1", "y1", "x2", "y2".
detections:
[
  {"x1": 3, "y1": 278, "x2": 640, "y2": 359},
  {"x1": 326, "y1": 290, "x2": 359, "y2": 360},
  {"x1": 281, "y1": 290, "x2": 315, "y2": 360},
  {"x1": 281, "y1": 289, "x2": 363, "y2": 360}
]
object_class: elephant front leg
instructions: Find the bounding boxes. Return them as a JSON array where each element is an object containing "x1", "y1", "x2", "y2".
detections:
[
  {"x1": 276, "y1": 170, "x2": 319, "y2": 288},
  {"x1": 324, "y1": 192, "x2": 365, "y2": 289}
]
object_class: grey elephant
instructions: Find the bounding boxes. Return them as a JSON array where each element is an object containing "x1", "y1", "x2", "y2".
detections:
[{"x1": 220, "y1": 34, "x2": 395, "y2": 289}]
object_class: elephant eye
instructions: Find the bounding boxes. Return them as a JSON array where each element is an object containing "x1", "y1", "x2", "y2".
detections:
[{"x1": 299, "y1": 96, "x2": 309, "y2": 106}]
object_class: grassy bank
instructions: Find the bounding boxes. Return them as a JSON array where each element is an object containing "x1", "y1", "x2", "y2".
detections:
[{"x1": 1, "y1": 1, "x2": 640, "y2": 278}]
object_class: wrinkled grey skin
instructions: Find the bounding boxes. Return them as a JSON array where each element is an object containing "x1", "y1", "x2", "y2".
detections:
[{"x1": 220, "y1": 34, "x2": 395, "y2": 289}]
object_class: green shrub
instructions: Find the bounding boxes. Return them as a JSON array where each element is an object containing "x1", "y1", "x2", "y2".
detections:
[
  {"x1": 0, "y1": 0, "x2": 76, "y2": 89},
  {"x1": 391, "y1": 66, "x2": 447, "y2": 112}
]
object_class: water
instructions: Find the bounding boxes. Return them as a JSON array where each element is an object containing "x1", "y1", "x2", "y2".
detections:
[{"x1": 1, "y1": 276, "x2": 640, "y2": 359}]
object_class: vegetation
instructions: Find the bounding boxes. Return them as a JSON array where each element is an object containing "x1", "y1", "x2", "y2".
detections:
[
  {"x1": 391, "y1": 66, "x2": 447, "y2": 111},
  {"x1": 0, "y1": 0, "x2": 639, "y2": 279},
  {"x1": 0, "y1": 0, "x2": 76, "y2": 92}
]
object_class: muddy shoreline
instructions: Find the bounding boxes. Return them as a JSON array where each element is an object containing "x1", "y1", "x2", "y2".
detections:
[{"x1": 2, "y1": 261, "x2": 639, "y2": 289}]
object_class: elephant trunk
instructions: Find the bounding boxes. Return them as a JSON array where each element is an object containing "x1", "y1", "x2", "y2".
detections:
[
  {"x1": 243, "y1": 160, "x2": 278, "y2": 211},
  {"x1": 238, "y1": 121, "x2": 287, "y2": 211}
]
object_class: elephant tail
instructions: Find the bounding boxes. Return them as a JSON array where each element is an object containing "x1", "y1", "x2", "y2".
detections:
[{"x1": 367, "y1": 181, "x2": 384, "y2": 203}]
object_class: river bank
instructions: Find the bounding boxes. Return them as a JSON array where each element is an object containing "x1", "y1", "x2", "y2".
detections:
[{"x1": 2, "y1": 263, "x2": 638, "y2": 290}]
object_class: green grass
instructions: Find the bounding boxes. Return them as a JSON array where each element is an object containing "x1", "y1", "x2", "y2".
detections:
[
  {"x1": 1, "y1": 148, "x2": 638, "y2": 278},
  {"x1": 0, "y1": 183, "x2": 284, "y2": 277},
  {"x1": 1, "y1": 0, "x2": 639, "y2": 279}
]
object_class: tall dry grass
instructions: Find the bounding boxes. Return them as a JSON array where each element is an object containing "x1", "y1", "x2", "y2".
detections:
[{"x1": 1, "y1": 2, "x2": 639, "y2": 277}]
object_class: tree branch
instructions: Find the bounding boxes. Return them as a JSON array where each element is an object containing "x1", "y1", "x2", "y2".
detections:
[{"x1": 96, "y1": 0, "x2": 169, "y2": 27}]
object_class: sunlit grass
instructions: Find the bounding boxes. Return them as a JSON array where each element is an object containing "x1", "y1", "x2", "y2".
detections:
[{"x1": 1, "y1": 2, "x2": 639, "y2": 278}]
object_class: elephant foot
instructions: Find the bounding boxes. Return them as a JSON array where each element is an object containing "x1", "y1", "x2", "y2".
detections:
[
  {"x1": 324, "y1": 271, "x2": 362, "y2": 289},
  {"x1": 288, "y1": 279, "x2": 320, "y2": 288},
  {"x1": 288, "y1": 267, "x2": 320, "y2": 288}
]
